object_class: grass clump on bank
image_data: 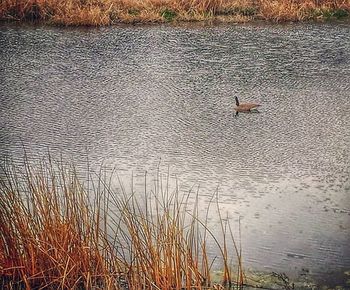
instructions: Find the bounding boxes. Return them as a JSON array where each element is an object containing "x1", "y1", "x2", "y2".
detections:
[
  {"x1": 0, "y1": 158, "x2": 244, "y2": 289},
  {"x1": 0, "y1": 0, "x2": 349, "y2": 25}
]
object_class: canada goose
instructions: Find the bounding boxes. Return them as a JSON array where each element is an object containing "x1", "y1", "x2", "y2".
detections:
[{"x1": 234, "y1": 96, "x2": 261, "y2": 113}]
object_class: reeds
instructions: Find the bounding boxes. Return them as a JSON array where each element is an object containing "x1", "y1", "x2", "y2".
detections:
[
  {"x1": 0, "y1": 157, "x2": 244, "y2": 289},
  {"x1": 258, "y1": 0, "x2": 350, "y2": 22},
  {"x1": 0, "y1": 0, "x2": 349, "y2": 25}
]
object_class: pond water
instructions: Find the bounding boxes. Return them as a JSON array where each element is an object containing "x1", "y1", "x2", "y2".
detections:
[{"x1": 1, "y1": 22, "x2": 350, "y2": 287}]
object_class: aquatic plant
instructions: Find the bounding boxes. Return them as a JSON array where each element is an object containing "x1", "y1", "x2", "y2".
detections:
[
  {"x1": 0, "y1": 157, "x2": 244, "y2": 289},
  {"x1": 161, "y1": 8, "x2": 177, "y2": 21},
  {"x1": 311, "y1": 7, "x2": 349, "y2": 19}
]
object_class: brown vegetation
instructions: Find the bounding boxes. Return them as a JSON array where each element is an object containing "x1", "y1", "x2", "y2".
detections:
[
  {"x1": 0, "y1": 158, "x2": 244, "y2": 289},
  {"x1": 0, "y1": 0, "x2": 349, "y2": 25}
]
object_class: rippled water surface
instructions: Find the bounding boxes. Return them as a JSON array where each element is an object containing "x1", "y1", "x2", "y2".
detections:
[{"x1": 1, "y1": 22, "x2": 350, "y2": 286}]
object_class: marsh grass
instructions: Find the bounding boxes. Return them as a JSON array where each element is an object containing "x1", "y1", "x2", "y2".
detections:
[
  {"x1": 0, "y1": 0, "x2": 349, "y2": 25},
  {"x1": 0, "y1": 158, "x2": 244, "y2": 289},
  {"x1": 258, "y1": 0, "x2": 350, "y2": 21}
]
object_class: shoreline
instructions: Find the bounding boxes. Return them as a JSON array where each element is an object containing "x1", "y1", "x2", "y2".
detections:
[{"x1": 1, "y1": 0, "x2": 350, "y2": 26}]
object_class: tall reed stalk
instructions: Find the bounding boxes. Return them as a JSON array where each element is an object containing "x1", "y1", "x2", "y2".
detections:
[{"x1": 0, "y1": 157, "x2": 244, "y2": 289}]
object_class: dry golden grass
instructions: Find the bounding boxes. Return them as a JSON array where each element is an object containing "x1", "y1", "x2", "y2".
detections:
[
  {"x1": 0, "y1": 160, "x2": 118, "y2": 289},
  {"x1": 0, "y1": 158, "x2": 244, "y2": 289},
  {"x1": 258, "y1": 0, "x2": 350, "y2": 21},
  {"x1": 0, "y1": 0, "x2": 349, "y2": 25}
]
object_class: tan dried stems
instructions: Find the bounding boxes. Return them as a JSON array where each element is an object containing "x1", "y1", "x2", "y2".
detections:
[
  {"x1": 0, "y1": 0, "x2": 349, "y2": 24},
  {"x1": 257, "y1": 0, "x2": 350, "y2": 21},
  {"x1": 0, "y1": 158, "x2": 244, "y2": 289}
]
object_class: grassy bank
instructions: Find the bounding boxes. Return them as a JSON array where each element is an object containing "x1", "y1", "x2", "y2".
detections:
[
  {"x1": 0, "y1": 158, "x2": 244, "y2": 289},
  {"x1": 0, "y1": 0, "x2": 349, "y2": 25}
]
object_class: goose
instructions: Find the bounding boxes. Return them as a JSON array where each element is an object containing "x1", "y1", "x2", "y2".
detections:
[{"x1": 234, "y1": 96, "x2": 261, "y2": 113}]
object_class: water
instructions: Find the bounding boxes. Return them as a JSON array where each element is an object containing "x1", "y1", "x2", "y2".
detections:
[{"x1": 1, "y1": 22, "x2": 350, "y2": 287}]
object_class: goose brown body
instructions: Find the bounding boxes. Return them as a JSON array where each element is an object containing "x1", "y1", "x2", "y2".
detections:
[{"x1": 234, "y1": 96, "x2": 261, "y2": 112}]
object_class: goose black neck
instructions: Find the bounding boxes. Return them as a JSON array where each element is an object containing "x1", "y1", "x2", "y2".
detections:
[{"x1": 235, "y1": 96, "x2": 240, "y2": 106}]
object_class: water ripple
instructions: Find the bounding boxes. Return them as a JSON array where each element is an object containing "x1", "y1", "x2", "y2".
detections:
[{"x1": 1, "y1": 23, "x2": 350, "y2": 284}]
